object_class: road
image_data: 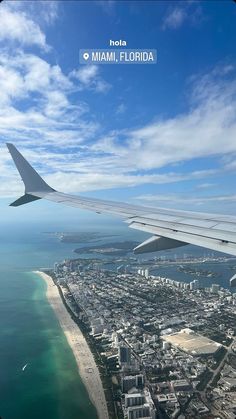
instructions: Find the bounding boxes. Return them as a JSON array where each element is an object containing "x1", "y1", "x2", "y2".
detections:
[{"x1": 198, "y1": 338, "x2": 236, "y2": 410}]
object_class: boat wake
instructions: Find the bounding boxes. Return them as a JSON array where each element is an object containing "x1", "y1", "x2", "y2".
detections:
[{"x1": 22, "y1": 364, "x2": 28, "y2": 371}]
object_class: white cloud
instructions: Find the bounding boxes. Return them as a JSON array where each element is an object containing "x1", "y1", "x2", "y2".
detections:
[
  {"x1": 72, "y1": 65, "x2": 99, "y2": 85},
  {"x1": 70, "y1": 65, "x2": 111, "y2": 93},
  {"x1": 90, "y1": 69, "x2": 236, "y2": 171},
  {"x1": 132, "y1": 193, "x2": 236, "y2": 214},
  {"x1": 162, "y1": 2, "x2": 203, "y2": 31},
  {"x1": 116, "y1": 103, "x2": 127, "y2": 115},
  {"x1": 0, "y1": 3, "x2": 111, "y2": 164},
  {"x1": 36, "y1": 1, "x2": 59, "y2": 25},
  {"x1": 0, "y1": 157, "x2": 217, "y2": 197},
  {"x1": 44, "y1": 91, "x2": 69, "y2": 118},
  {"x1": 224, "y1": 160, "x2": 236, "y2": 171},
  {"x1": 162, "y1": 7, "x2": 187, "y2": 30},
  {"x1": 43, "y1": 167, "x2": 220, "y2": 195},
  {"x1": 134, "y1": 193, "x2": 236, "y2": 204},
  {"x1": 0, "y1": 3, "x2": 49, "y2": 50},
  {"x1": 196, "y1": 183, "x2": 216, "y2": 189},
  {"x1": 0, "y1": 64, "x2": 25, "y2": 105},
  {"x1": 94, "y1": 78, "x2": 111, "y2": 93},
  {"x1": 95, "y1": 1, "x2": 116, "y2": 14},
  {"x1": 0, "y1": 49, "x2": 100, "y2": 148},
  {"x1": 2, "y1": 62, "x2": 236, "y2": 198}
]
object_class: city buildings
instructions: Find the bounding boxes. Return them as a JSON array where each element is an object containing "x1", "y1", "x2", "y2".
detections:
[{"x1": 52, "y1": 253, "x2": 236, "y2": 418}]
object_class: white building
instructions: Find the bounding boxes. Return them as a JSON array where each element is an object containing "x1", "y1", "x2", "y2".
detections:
[{"x1": 211, "y1": 283, "x2": 220, "y2": 293}]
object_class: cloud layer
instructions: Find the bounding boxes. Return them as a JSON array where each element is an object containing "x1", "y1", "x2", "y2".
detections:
[{"x1": 0, "y1": 4, "x2": 48, "y2": 49}]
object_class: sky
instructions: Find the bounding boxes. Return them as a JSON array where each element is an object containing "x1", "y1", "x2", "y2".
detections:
[{"x1": 1, "y1": 0, "x2": 236, "y2": 224}]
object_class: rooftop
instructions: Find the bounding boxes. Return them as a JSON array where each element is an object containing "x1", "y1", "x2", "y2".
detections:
[{"x1": 163, "y1": 329, "x2": 221, "y2": 356}]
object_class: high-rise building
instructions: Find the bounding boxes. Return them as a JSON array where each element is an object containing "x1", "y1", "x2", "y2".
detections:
[
  {"x1": 125, "y1": 389, "x2": 156, "y2": 419},
  {"x1": 190, "y1": 280, "x2": 199, "y2": 290},
  {"x1": 54, "y1": 262, "x2": 59, "y2": 274},
  {"x1": 171, "y1": 379, "x2": 193, "y2": 392},
  {"x1": 119, "y1": 346, "x2": 131, "y2": 364},
  {"x1": 136, "y1": 374, "x2": 144, "y2": 388},
  {"x1": 112, "y1": 332, "x2": 119, "y2": 343},
  {"x1": 190, "y1": 281, "x2": 195, "y2": 290},
  {"x1": 193, "y1": 279, "x2": 199, "y2": 289},
  {"x1": 121, "y1": 375, "x2": 144, "y2": 393},
  {"x1": 122, "y1": 376, "x2": 136, "y2": 393},
  {"x1": 91, "y1": 324, "x2": 104, "y2": 335},
  {"x1": 125, "y1": 393, "x2": 145, "y2": 407},
  {"x1": 163, "y1": 341, "x2": 170, "y2": 350},
  {"x1": 127, "y1": 405, "x2": 151, "y2": 419},
  {"x1": 211, "y1": 284, "x2": 220, "y2": 293}
]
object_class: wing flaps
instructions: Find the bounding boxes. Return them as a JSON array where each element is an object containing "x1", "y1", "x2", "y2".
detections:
[
  {"x1": 129, "y1": 221, "x2": 236, "y2": 256},
  {"x1": 128, "y1": 216, "x2": 236, "y2": 243},
  {"x1": 134, "y1": 235, "x2": 187, "y2": 254}
]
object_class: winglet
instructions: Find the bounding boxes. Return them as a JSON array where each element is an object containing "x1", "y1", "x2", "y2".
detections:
[
  {"x1": 7, "y1": 143, "x2": 55, "y2": 206},
  {"x1": 9, "y1": 194, "x2": 42, "y2": 207}
]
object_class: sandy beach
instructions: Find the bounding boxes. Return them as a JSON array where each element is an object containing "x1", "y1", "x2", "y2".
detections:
[{"x1": 34, "y1": 271, "x2": 109, "y2": 419}]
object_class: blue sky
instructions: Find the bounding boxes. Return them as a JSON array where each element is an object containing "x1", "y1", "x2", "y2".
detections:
[{"x1": 1, "y1": 0, "x2": 236, "y2": 224}]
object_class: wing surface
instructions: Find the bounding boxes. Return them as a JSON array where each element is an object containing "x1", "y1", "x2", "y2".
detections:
[{"x1": 7, "y1": 143, "x2": 236, "y2": 256}]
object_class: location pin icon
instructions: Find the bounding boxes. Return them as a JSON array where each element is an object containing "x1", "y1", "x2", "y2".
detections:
[{"x1": 83, "y1": 52, "x2": 89, "y2": 61}]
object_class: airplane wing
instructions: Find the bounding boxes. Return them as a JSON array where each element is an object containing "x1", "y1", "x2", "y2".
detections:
[{"x1": 6, "y1": 143, "x2": 236, "y2": 257}]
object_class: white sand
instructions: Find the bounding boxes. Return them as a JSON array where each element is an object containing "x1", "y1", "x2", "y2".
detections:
[{"x1": 34, "y1": 271, "x2": 109, "y2": 419}]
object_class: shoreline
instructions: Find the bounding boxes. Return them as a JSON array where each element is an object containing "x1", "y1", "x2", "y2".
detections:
[{"x1": 33, "y1": 270, "x2": 109, "y2": 419}]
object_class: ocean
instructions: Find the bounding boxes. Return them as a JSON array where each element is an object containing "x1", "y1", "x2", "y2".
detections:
[{"x1": 0, "y1": 223, "x2": 99, "y2": 419}]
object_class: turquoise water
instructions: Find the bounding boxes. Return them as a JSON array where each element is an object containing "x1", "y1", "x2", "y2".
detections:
[{"x1": 0, "y1": 224, "x2": 99, "y2": 419}]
